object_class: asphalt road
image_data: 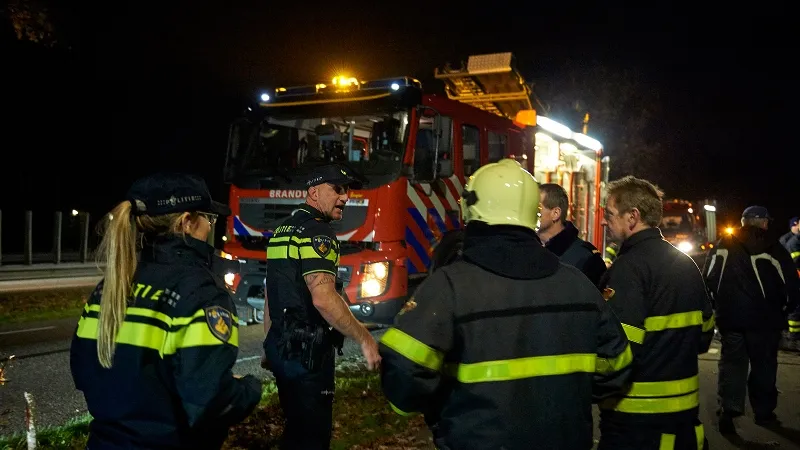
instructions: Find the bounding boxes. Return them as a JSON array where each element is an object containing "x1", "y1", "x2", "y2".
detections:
[{"x1": 2, "y1": 318, "x2": 800, "y2": 449}]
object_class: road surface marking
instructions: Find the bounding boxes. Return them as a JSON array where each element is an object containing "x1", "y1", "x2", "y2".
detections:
[{"x1": 0, "y1": 326, "x2": 56, "y2": 336}]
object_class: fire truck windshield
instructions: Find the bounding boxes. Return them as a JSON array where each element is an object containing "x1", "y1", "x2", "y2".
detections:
[
  {"x1": 225, "y1": 111, "x2": 409, "y2": 186},
  {"x1": 661, "y1": 212, "x2": 694, "y2": 234}
]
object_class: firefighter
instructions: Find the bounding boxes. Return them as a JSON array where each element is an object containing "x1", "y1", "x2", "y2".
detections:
[
  {"x1": 380, "y1": 159, "x2": 633, "y2": 449},
  {"x1": 704, "y1": 206, "x2": 800, "y2": 432},
  {"x1": 785, "y1": 233, "x2": 800, "y2": 350},
  {"x1": 597, "y1": 175, "x2": 715, "y2": 450},
  {"x1": 537, "y1": 183, "x2": 607, "y2": 286},
  {"x1": 262, "y1": 163, "x2": 381, "y2": 450},
  {"x1": 604, "y1": 241, "x2": 619, "y2": 268},
  {"x1": 70, "y1": 173, "x2": 263, "y2": 449}
]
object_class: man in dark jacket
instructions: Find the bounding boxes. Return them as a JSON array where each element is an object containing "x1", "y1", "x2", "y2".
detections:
[
  {"x1": 704, "y1": 205, "x2": 800, "y2": 433},
  {"x1": 779, "y1": 216, "x2": 799, "y2": 250},
  {"x1": 597, "y1": 175, "x2": 715, "y2": 450},
  {"x1": 380, "y1": 159, "x2": 632, "y2": 450},
  {"x1": 537, "y1": 183, "x2": 607, "y2": 286}
]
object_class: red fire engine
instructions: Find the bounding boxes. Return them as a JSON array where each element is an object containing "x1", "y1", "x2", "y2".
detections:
[{"x1": 221, "y1": 53, "x2": 608, "y2": 324}]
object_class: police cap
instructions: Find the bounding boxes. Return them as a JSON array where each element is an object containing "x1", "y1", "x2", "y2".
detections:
[
  {"x1": 126, "y1": 172, "x2": 231, "y2": 217},
  {"x1": 305, "y1": 164, "x2": 364, "y2": 190},
  {"x1": 741, "y1": 205, "x2": 772, "y2": 220}
]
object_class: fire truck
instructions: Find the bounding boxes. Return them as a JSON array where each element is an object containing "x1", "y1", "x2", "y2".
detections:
[
  {"x1": 661, "y1": 198, "x2": 718, "y2": 258},
  {"x1": 221, "y1": 53, "x2": 608, "y2": 325}
]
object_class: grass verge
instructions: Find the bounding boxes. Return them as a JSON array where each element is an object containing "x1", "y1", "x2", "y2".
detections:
[
  {"x1": 0, "y1": 372, "x2": 433, "y2": 450},
  {"x1": 0, "y1": 288, "x2": 92, "y2": 325}
]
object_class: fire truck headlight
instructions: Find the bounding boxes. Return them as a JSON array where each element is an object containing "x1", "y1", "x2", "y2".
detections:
[
  {"x1": 677, "y1": 241, "x2": 693, "y2": 254},
  {"x1": 224, "y1": 272, "x2": 236, "y2": 286},
  {"x1": 360, "y1": 262, "x2": 390, "y2": 298}
]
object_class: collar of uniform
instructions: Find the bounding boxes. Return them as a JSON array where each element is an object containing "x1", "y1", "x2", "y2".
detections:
[
  {"x1": 619, "y1": 227, "x2": 663, "y2": 255},
  {"x1": 296, "y1": 203, "x2": 328, "y2": 222},
  {"x1": 543, "y1": 221, "x2": 580, "y2": 256},
  {"x1": 140, "y1": 234, "x2": 214, "y2": 267}
]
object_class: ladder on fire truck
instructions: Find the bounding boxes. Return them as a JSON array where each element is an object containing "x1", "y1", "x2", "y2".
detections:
[{"x1": 434, "y1": 52, "x2": 535, "y2": 120}]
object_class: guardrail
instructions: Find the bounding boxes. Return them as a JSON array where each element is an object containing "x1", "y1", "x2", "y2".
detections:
[{"x1": 0, "y1": 209, "x2": 98, "y2": 267}]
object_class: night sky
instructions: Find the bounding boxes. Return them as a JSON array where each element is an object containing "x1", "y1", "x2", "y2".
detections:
[{"x1": 2, "y1": 1, "x2": 797, "y2": 247}]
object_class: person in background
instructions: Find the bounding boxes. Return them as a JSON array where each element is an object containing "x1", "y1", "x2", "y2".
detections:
[
  {"x1": 537, "y1": 183, "x2": 607, "y2": 286},
  {"x1": 779, "y1": 216, "x2": 799, "y2": 250},
  {"x1": 705, "y1": 206, "x2": 800, "y2": 433}
]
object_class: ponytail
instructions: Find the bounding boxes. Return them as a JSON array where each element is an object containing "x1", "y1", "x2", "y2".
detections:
[{"x1": 95, "y1": 201, "x2": 138, "y2": 368}]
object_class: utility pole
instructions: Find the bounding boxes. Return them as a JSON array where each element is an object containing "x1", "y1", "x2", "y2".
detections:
[{"x1": 582, "y1": 112, "x2": 590, "y2": 134}]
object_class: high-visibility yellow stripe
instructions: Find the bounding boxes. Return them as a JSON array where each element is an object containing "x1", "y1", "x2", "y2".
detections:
[
  {"x1": 77, "y1": 317, "x2": 167, "y2": 354},
  {"x1": 659, "y1": 433, "x2": 676, "y2": 450},
  {"x1": 266, "y1": 235, "x2": 338, "y2": 263},
  {"x1": 389, "y1": 402, "x2": 412, "y2": 416},
  {"x1": 791, "y1": 251, "x2": 800, "y2": 259},
  {"x1": 789, "y1": 320, "x2": 800, "y2": 326},
  {"x1": 702, "y1": 313, "x2": 716, "y2": 332},
  {"x1": 695, "y1": 424, "x2": 705, "y2": 450},
  {"x1": 596, "y1": 343, "x2": 633, "y2": 375},
  {"x1": 622, "y1": 323, "x2": 646, "y2": 344},
  {"x1": 644, "y1": 311, "x2": 703, "y2": 332},
  {"x1": 76, "y1": 317, "x2": 240, "y2": 355},
  {"x1": 600, "y1": 391, "x2": 699, "y2": 414},
  {"x1": 77, "y1": 305, "x2": 240, "y2": 356},
  {"x1": 380, "y1": 328, "x2": 444, "y2": 372},
  {"x1": 452, "y1": 353, "x2": 597, "y2": 383},
  {"x1": 625, "y1": 375, "x2": 699, "y2": 397},
  {"x1": 84, "y1": 304, "x2": 236, "y2": 328}
]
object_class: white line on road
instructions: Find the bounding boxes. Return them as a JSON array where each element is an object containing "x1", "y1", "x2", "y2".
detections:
[
  {"x1": 0, "y1": 326, "x2": 56, "y2": 336},
  {"x1": 236, "y1": 355, "x2": 260, "y2": 363}
]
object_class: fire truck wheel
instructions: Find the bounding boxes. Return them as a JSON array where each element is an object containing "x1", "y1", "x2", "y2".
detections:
[{"x1": 430, "y1": 230, "x2": 465, "y2": 272}]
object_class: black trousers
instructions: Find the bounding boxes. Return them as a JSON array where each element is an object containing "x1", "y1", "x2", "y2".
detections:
[
  {"x1": 598, "y1": 419, "x2": 708, "y2": 450},
  {"x1": 265, "y1": 338, "x2": 336, "y2": 450},
  {"x1": 717, "y1": 329, "x2": 781, "y2": 417}
]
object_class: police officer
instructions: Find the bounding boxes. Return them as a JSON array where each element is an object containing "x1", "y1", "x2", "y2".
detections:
[
  {"x1": 380, "y1": 159, "x2": 633, "y2": 449},
  {"x1": 597, "y1": 175, "x2": 715, "y2": 449},
  {"x1": 262, "y1": 164, "x2": 381, "y2": 450},
  {"x1": 537, "y1": 183, "x2": 607, "y2": 286},
  {"x1": 70, "y1": 173, "x2": 263, "y2": 449},
  {"x1": 704, "y1": 206, "x2": 800, "y2": 432}
]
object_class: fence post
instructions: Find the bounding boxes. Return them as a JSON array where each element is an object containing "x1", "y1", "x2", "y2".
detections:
[
  {"x1": 53, "y1": 211, "x2": 62, "y2": 264},
  {"x1": 24, "y1": 211, "x2": 33, "y2": 265},
  {"x1": 80, "y1": 212, "x2": 91, "y2": 263}
]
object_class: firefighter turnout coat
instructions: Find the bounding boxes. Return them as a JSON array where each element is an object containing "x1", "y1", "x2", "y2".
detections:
[
  {"x1": 380, "y1": 226, "x2": 632, "y2": 449},
  {"x1": 597, "y1": 228, "x2": 715, "y2": 441}
]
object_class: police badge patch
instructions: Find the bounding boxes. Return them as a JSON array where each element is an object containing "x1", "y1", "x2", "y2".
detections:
[
  {"x1": 205, "y1": 306, "x2": 233, "y2": 343},
  {"x1": 312, "y1": 235, "x2": 333, "y2": 257}
]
